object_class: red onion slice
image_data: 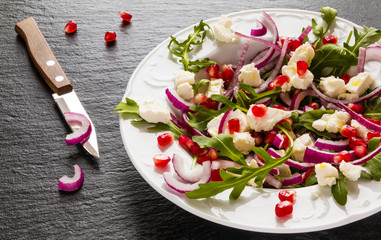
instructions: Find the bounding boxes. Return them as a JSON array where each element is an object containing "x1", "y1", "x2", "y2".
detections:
[
  {"x1": 265, "y1": 174, "x2": 282, "y2": 189},
  {"x1": 290, "y1": 89, "x2": 317, "y2": 110},
  {"x1": 281, "y1": 173, "x2": 303, "y2": 187},
  {"x1": 273, "y1": 133, "x2": 285, "y2": 149},
  {"x1": 250, "y1": 20, "x2": 267, "y2": 36},
  {"x1": 211, "y1": 160, "x2": 243, "y2": 170},
  {"x1": 357, "y1": 47, "x2": 366, "y2": 73},
  {"x1": 172, "y1": 154, "x2": 204, "y2": 183},
  {"x1": 64, "y1": 112, "x2": 92, "y2": 145},
  {"x1": 314, "y1": 138, "x2": 349, "y2": 151},
  {"x1": 165, "y1": 88, "x2": 191, "y2": 113},
  {"x1": 163, "y1": 161, "x2": 211, "y2": 193},
  {"x1": 285, "y1": 159, "x2": 315, "y2": 170},
  {"x1": 58, "y1": 164, "x2": 84, "y2": 191},
  {"x1": 280, "y1": 92, "x2": 292, "y2": 107},
  {"x1": 254, "y1": 154, "x2": 280, "y2": 175},
  {"x1": 235, "y1": 32, "x2": 286, "y2": 56},
  {"x1": 218, "y1": 109, "x2": 233, "y2": 134},
  {"x1": 303, "y1": 147, "x2": 335, "y2": 163},
  {"x1": 297, "y1": 25, "x2": 312, "y2": 42},
  {"x1": 364, "y1": 46, "x2": 381, "y2": 61}
]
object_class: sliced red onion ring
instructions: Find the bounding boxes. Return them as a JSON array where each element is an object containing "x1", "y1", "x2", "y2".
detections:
[
  {"x1": 64, "y1": 112, "x2": 92, "y2": 145},
  {"x1": 258, "y1": 56, "x2": 279, "y2": 75},
  {"x1": 265, "y1": 174, "x2": 282, "y2": 189},
  {"x1": 165, "y1": 88, "x2": 190, "y2": 113},
  {"x1": 163, "y1": 161, "x2": 211, "y2": 193},
  {"x1": 218, "y1": 109, "x2": 233, "y2": 134},
  {"x1": 297, "y1": 25, "x2": 312, "y2": 42},
  {"x1": 251, "y1": 20, "x2": 267, "y2": 36},
  {"x1": 58, "y1": 164, "x2": 84, "y2": 192},
  {"x1": 211, "y1": 160, "x2": 243, "y2": 170},
  {"x1": 303, "y1": 146, "x2": 334, "y2": 163},
  {"x1": 254, "y1": 154, "x2": 280, "y2": 175},
  {"x1": 314, "y1": 138, "x2": 349, "y2": 151},
  {"x1": 235, "y1": 32, "x2": 286, "y2": 56},
  {"x1": 172, "y1": 154, "x2": 204, "y2": 183},
  {"x1": 273, "y1": 133, "x2": 285, "y2": 149},
  {"x1": 280, "y1": 92, "x2": 292, "y2": 107},
  {"x1": 290, "y1": 89, "x2": 317, "y2": 110},
  {"x1": 285, "y1": 159, "x2": 315, "y2": 170},
  {"x1": 364, "y1": 46, "x2": 381, "y2": 61},
  {"x1": 357, "y1": 47, "x2": 366, "y2": 73},
  {"x1": 181, "y1": 113, "x2": 205, "y2": 136},
  {"x1": 281, "y1": 173, "x2": 303, "y2": 187},
  {"x1": 349, "y1": 150, "x2": 358, "y2": 160}
]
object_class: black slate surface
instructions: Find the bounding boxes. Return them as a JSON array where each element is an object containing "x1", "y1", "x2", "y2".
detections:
[{"x1": 1, "y1": 0, "x2": 381, "y2": 239}]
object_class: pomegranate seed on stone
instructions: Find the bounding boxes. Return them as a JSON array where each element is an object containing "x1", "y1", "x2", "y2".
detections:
[
  {"x1": 206, "y1": 64, "x2": 220, "y2": 78},
  {"x1": 157, "y1": 132, "x2": 174, "y2": 146},
  {"x1": 153, "y1": 154, "x2": 171, "y2": 167},
  {"x1": 333, "y1": 151, "x2": 351, "y2": 164},
  {"x1": 65, "y1": 20, "x2": 77, "y2": 34},
  {"x1": 105, "y1": 31, "x2": 117, "y2": 42},
  {"x1": 194, "y1": 93, "x2": 207, "y2": 104},
  {"x1": 349, "y1": 137, "x2": 367, "y2": 149},
  {"x1": 228, "y1": 118, "x2": 240, "y2": 134},
  {"x1": 347, "y1": 103, "x2": 364, "y2": 114},
  {"x1": 341, "y1": 74, "x2": 351, "y2": 84},
  {"x1": 118, "y1": 11, "x2": 132, "y2": 22},
  {"x1": 340, "y1": 125, "x2": 358, "y2": 138},
  {"x1": 354, "y1": 145, "x2": 367, "y2": 158},
  {"x1": 323, "y1": 35, "x2": 338, "y2": 45},
  {"x1": 307, "y1": 102, "x2": 319, "y2": 110},
  {"x1": 367, "y1": 131, "x2": 381, "y2": 140},
  {"x1": 275, "y1": 201, "x2": 293, "y2": 217},
  {"x1": 273, "y1": 75, "x2": 289, "y2": 87},
  {"x1": 278, "y1": 190, "x2": 296, "y2": 204},
  {"x1": 296, "y1": 61, "x2": 309, "y2": 76},
  {"x1": 251, "y1": 104, "x2": 268, "y2": 117}
]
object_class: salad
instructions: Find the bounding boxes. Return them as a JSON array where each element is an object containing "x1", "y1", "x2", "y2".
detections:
[{"x1": 115, "y1": 7, "x2": 381, "y2": 216}]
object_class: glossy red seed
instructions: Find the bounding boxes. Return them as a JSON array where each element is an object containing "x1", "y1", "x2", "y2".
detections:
[
  {"x1": 278, "y1": 118, "x2": 293, "y2": 126},
  {"x1": 65, "y1": 20, "x2": 77, "y2": 34},
  {"x1": 278, "y1": 190, "x2": 296, "y2": 204},
  {"x1": 153, "y1": 154, "x2": 171, "y2": 167},
  {"x1": 349, "y1": 137, "x2": 367, "y2": 149},
  {"x1": 307, "y1": 102, "x2": 319, "y2": 110},
  {"x1": 281, "y1": 133, "x2": 290, "y2": 148},
  {"x1": 206, "y1": 64, "x2": 220, "y2": 78},
  {"x1": 157, "y1": 132, "x2": 174, "y2": 146},
  {"x1": 273, "y1": 75, "x2": 290, "y2": 87},
  {"x1": 221, "y1": 64, "x2": 234, "y2": 82},
  {"x1": 354, "y1": 145, "x2": 367, "y2": 158},
  {"x1": 211, "y1": 169, "x2": 224, "y2": 181},
  {"x1": 323, "y1": 35, "x2": 338, "y2": 45},
  {"x1": 228, "y1": 118, "x2": 240, "y2": 134},
  {"x1": 264, "y1": 129, "x2": 278, "y2": 145},
  {"x1": 272, "y1": 105, "x2": 287, "y2": 110},
  {"x1": 178, "y1": 134, "x2": 193, "y2": 149},
  {"x1": 190, "y1": 142, "x2": 204, "y2": 155},
  {"x1": 333, "y1": 151, "x2": 351, "y2": 164},
  {"x1": 251, "y1": 104, "x2": 268, "y2": 117},
  {"x1": 340, "y1": 125, "x2": 358, "y2": 138},
  {"x1": 194, "y1": 93, "x2": 207, "y2": 104},
  {"x1": 200, "y1": 98, "x2": 219, "y2": 110},
  {"x1": 341, "y1": 74, "x2": 351, "y2": 84},
  {"x1": 118, "y1": 11, "x2": 132, "y2": 21},
  {"x1": 275, "y1": 201, "x2": 293, "y2": 217},
  {"x1": 289, "y1": 39, "x2": 302, "y2": 51},
  {"x1": 268, "y1": 81, "x2": 276, "y2": 91},
  {"x1": 208, "y1": 148, "x2": 219, "y2": 160},
  {"x1": 251, "y1": 132, "x2": 264, "y2": 145},
  {"x1": 367, "y1": 131, "x2": 381, "y2": 140},
  {"x1": 296, "y1": 60, "x2": 309, "y2": 76},
  {"x1": 105, "y1": 31, "x2": 117, "y2": 42},
  {"x1": 198, "y1": 153, "x2": 210, "y2": 164},
  {"x1": 347, "y1": 103, "x2": 364, "y2": 114},
  {"x1": 367, "y1": 118, "x2": 381, "y2": 125},
  {"x1": 302, "y1": 168, "x2": 315, "y2": 183}
]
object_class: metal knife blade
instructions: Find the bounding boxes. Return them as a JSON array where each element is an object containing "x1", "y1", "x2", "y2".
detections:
[{"x1": 15, "y1": 17, "x2": 100, "y2": 158}]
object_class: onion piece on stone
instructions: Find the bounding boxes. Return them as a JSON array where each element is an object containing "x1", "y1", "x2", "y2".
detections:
[
  {"x1": 64, "y1": 112, "x2": 92, "y2": 145},
  {"x1": 58, "y1": 164, "x2": 84, "y2": 192}
]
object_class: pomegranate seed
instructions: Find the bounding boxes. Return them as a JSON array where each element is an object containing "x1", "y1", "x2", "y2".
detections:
[
  {"x1": 367, "y1": 118, "x2": 381, "y2": 125},
  {"x1": 349, "y1": 137, "x2": 367, "y2": 149},
  {"x1": 278, "y1": 190, "x2": 296, "y2": 204},
  {"x1": 296, "y1": 61, "x2": 309, "y2": 76},
  {"x1": 278, "y1": 118, "x2": 293, "y2": 126},
  {"x1": 340, "y1": 125, "x2": 358, "y2": 138},
  {"x1": 354, "y1": 145, "x2": 367, "y2": 158},
  {"x1": 323, "y1": 35, "x2": 338, "y2": 45},
  {"x1": 272, "y1": 105, "x2": 287, "y2": 110},
  {"x1": 289, "y1": 39, "x2": 302, "y2": 51},
  {"x1": 251, "y1": 132, "x2": 264, "y2": 145},
  {"x1": 206, "y1": 64, "x2": 220, "y2": 78},
  {"x1": 65, "y1": 20, "x2": 77, "y2": 34},
  {"x1": 157, "y1": 132, "x2": 174, "y2": 146},
  {"x1": 178, "y1": 135, "x2": 193, "y2": 149},
  {"x1": 347, "y1": 103, "x2": 364, "y2": 114},
  {"x1": 208, "y1": 148, "x2": 219, "y2": 160},
  {"x1": 265, "y1": 129, "x2": 278, "y2": 145},
  {"x1": 200, "y1": 98, "x2": 219, "y2": 110},
  {"x1": 198, "y1": 153, "x2": 210, "y2": 164},
  {"x1": 194, "y1": 93, "x2": 208, "y2": 104},
  {"x1": 228, "y1": 118, "x2": 240, "y2": 134},
  {"x1": 118, "y1": 11, "x2": 132, "y2": 22},
  {"x1": 190, "y1": 142, "x2": 204, "y2": 155},
  {"x1": 211, "y1": 169, "x2": 224, "y2": 181},
  {"x1": 275, "y1": 201, "x2": 293, "y2": 217},
  {"x1": 302, "y1": 168, "x2": 315, "y2": 183},
  {"x1": 221, "y1": 64, "x2": 234, "y2": 82},
  {"x1": 273, "y1": 75, "x2": 290, "y2": 87},
  {"x1": 268, "y1": 81, "x2": 276, "y2": 91},
  {"x1": 153, "y1": 154, "x2": 171, "y2": 167},
  {"x1": 341, "y1": 74, "x2": 351, "y2": 84},
  {"x1": 281, "y1": 133, "x2": 290, "y2": 148},
  {"x1": 367, "y1": 131, "x2": 381, "y2": 140},
  {"x1": 278, "y1": 36, "x2": 287, "y2": 47},
  {"x1": 105, "y1": 31, "x2": 117, "y2": 42},
  {"x1": 251, "y1": 104, "x2": 268, "y2": 117},
  {"x1": 333, "y1": 150, "x2": 351, "y2": 164},
  {"x1": 307, "y1": 102, "x2": 319, "y2": 110}
]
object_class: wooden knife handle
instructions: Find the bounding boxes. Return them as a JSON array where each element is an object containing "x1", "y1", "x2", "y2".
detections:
[{"x1": 15, "y1": 17, "x2": 73, "y2": 95}]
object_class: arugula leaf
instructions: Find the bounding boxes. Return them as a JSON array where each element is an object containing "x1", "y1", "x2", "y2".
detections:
[
  {"x1": 131, "y1": 120, "x2": 187, "y2": 139},
  {"x1": 364, "y1": 137, "x2": 381, "y2": 181},
  {"x1": 236, "y1": 90, "x2": 251, "y2": 109},
  {"x1": 343, "y1": 26, "x2": 381, "y2": 54},
  {"x1": 360, "y1": 170, "x2": 373, "y2": 180},
  {"x1": 293, "y1": 109, "x2": 334, "y2": 138},
  {"x1": 364, "y1": 97, "x2": 381, "y2": 119},
  {"x1": 331, "y1": 172, "x2": 348, "y2": 206},
  {"x1": 168, "y1": 20, "x2": 216, "y2": 73},
  {"x1": 311, "y1": 7, "x2": 337, "y2": 48},
  {"x1": 192, "y1": 79, "x2": 210, "y2": 94},
  {"x1": 305, "y1": 172, "x2": 318, "y2": 186},
  {"x1": 210, "y1": 94, "x2": 236, "y2": 109},
  {"x1": 113, "y1": 97, "x2": 140, "y2": 117},
  {"x1": 187, "y1": 105, "x2": 229, "y2": 131}
]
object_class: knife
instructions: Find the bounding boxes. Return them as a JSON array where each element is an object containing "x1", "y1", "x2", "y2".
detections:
[{"x1": 15, "y1": 17, "x2": 100, "y2": 158}]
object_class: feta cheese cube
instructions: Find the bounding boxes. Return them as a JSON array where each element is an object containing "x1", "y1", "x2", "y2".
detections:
[
  {"x1": 233, "y1": 132, "x2": 255, "y2": 155},
  {"x1": 238, "y1": 63, "x2": 262, "y2": 87},
  {"x1": 315, "y1": 163, "x2": 338, "y2": 187},
  {"x1": 173, "y1": 70, "x2": 195, "y2": 86},
  {"x1": 276, "y1": 164, "x2": 291, "y2": 177},
  {"x1": 176, "y1": 82, "x2": 194, "y2": 101},
  {"x1": 292, "y1": 134, "x2": 314, "y2": 162},
  {"x1": 206, "y1": 79, "x2": 225, "y2": 98},
  {"x1": 339, "y1": 161, "x2": 362, "y2": 181},
  {"x1": 319, "y1": 76, "x2": 346, "y2": 98},
  {"x1": 213, "y1": 15, "x2": 236, "y2": 43},
  {"x1": 206, "y1": 113, "x2": 224, "y2": 137},
  {"x1": 288, "y1": 43, "x2": 315, "y2": 65},
  {"x1": 230, "y1": 109, "x2": 250, "y2": 132},
  {"x1": 337, "y1": 93, "x2": 360, "y2": 101},
  {"x1": 312, "y1": 119, "x2": 327, "y2": 132},
  {"x1": 312, "y1": 111, "x2": 350, "y2": 133},
  {"x1": 350, "y1": 119, "x2": 371, "y2": 140},
  {"x1": 206, "y1": 109, "x2": 249, "y2": 136},
  {"x1": 345, "y1": 72, "x2": 375, "y2": 96},
  {"x1": 281, "y1": 65, "x2": 314, "y2": 90},
  {"x1": 247, "y1": 106, "x2": 291, "y2": 132},
  {"x1": 139, "y1": 98, "x2": 170, "y2": 124}
]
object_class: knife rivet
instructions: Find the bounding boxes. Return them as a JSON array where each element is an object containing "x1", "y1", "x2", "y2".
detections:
[
  {"x1": 55, "y1": 76, "x2": 64, "y2": 82},
  {"x1": 46, "y1": 60, "x2": 55, "y2": 66}
]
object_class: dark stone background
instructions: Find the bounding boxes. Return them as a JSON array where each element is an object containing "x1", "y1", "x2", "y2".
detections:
[{"x1": 1, "y1": 0, "x2": 380, "y2": 239}]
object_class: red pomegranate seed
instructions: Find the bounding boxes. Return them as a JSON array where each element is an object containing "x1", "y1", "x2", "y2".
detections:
[
  {"x1": 296, "y1": 61, "x2": 309, "y2": 76},
  {"x1": 211, "y1": 169, "x2": 224, "y2": 181},
  {"x1": 367, "y1": 118, "x2": 381, "y2": 125},
  {"x1": 190, "y1": 142, "x2": 205, "y2": 155},
  {"x1": 281, "y1": 133, "x2": 290, "y2": 148},
  {"x1": 278, "y1": 118, "x2": 293, "y2": 126},
  {"x1": 251, "y1": 104, "x2": 268, "y2": 117},
  {"x1": 354, "y1": 145, "x2": 367, "y2": 158},
  {"x1": 200, "y1": 98, "x2": 219, "y2": 110},
  {"x1": 307, "y1": 102, "x2": 319, "y2": 110},
  {"x1": 208, "y1": 148, "x2": 219, "y2": 160},
  {"x1": 265, "y1": 129, "x2": 278, "y2": 145},
  {"x1": 302, "y1": 168, "x2": 315, "y2": 183},
  {"x1": 341, "y1": 73, "x2": 351, "y2": 84},
  {"x1": 65, "y1": 20, "x2": 77, "y2": 34},
  {"x1": 333, "y1": 150, "x2": 351, "y2": 164},
  {"x1": 198, "y1": 152, "x2": 210, "y2": 164},
  {"x1": 278, "y1": 190, "x2": 296, "y2": 204},
  {"x1": 323, "y1": 35, "x2": 338, "y2": 45},
  {"x1": 268, "y1": 81, "x2": 276, "y2": 91},
  {"x1": 251, "y1": 132, "x2": 264, "y2": 145},
  {"x1": 347, "y1": 103, "x2": 364, "y2": 114},
  {"x1": 105, "y1": 31, "x2": 117, "y2": 42},
  {"x1": 221, "y1": 64, "x2": 234, "y2": 82},
  {"x1": 206, "y1": 64, "x2": 220, "y2": 78},
  {"x1": 289, "y1": 39, "x2": 302, "y2": 51},
  {"x1": 178, "y1": 134, "x2": 193, "y2": 149},
  {"x1": 275, "y1": 201, "x2": 293, "y2": 217},
  {"x1": 194, "y1": 93, "x2": 208, "y2": 104},
  {"x1": 340, "y1": 125, "x2": 358, "y2": 138},
  {"x1": 349, "y1": 137, "x2": 367, "y2": 149},
  {"x1": 273, "y1": 75, "x2": 290, "y2": 87},
  {"x1": 157, "y1": 132, "x2": 174, "y2": 146},
  {"x1": 367, "y1": 131, "x2": 381, "y2": 140},
  {"x1": 228, "y1": 118, "x2": 240, "y2": 134},
  {"x1": 153, "y1": 154, "x2": 171, "y2": 167},
  {"x1": 272, "y1": 105, "x2": 287, "y2": 110},
  {"x1": 118, "y1": 11, "x2": 132, "y2": 22}
]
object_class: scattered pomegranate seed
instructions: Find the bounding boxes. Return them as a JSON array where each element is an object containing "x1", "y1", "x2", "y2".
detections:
[
  {"x1": 323, "y1": 35, "x2": 338, "y2": 45},
  {"x1": 296, "y1": 61, "x2": 309, "y2": 76},
  {"x1": 367, "y1": 131, "x2": 381, "y2": 140},
  {"x1": 251, "y1": 132, "x2": 264, "y2": 145},
  {"x1": 340, "y1": 125, "x2": 358, "y2": 138},
  {"x1": 153, "y1": 154, "x2": 171, "y2": 167},
  {"x1": 157, "y1": 132, "x2": 174, "y2": 146},
  {"x1": 275, "y1": 201, "x2": 293, "y2": 217},
  {"x1": 206, "y1": 64, "x2": 220, "y2": 78},
  {"x1": 198, "y1": 152, "x2": 210, "y2": 164},
  {"x1": 190, "y1": 142, "x2": 204, "y2": 155},
  {"x1": 289, "y1": 39, "x2": 303, "y2": 51},
  {"x1": 307, "y1": 102, "x2": 319, "y2": 110},
  {"x1": 354, "y1": 145, "x2": 367, "y2": 158},
  {"x1": 280, "y1": 133, "x2": 290, "y2": 148},
  {"x1": 228, "y1": 118, "x2": 240, "y2": 134},
  {"x1": 211, "y1": 169, "x2": 224, "y2": 181},
  {"x1": 278, "y1": 190, "x2": 296, "y2": 204},
  {"x1": 178, "y1": 135, "x2": 193, "y2": 149},
  {"x1": 221, "y1": 64, "x2": 234, "y2": 82},
  {"x1": 208, "y1": 148, "x2": 219, "y2": 160},
  {"x1": 302, "y1": 168, "x2": 315, "y2": 183},
  {"x1": 367, "y1": 118, "x2": 381, "y2": 125},
  {"x1": 200, "y1": 98, "x2": 219, "y2": 110},
  {"x1": 349, "y1": 137, "x2": 367, "y2": 149},
  {"x1": 347, "y1": 103, "x2": 364, "y2": 114},
  {"x1": 105, "y1": 31, "x2": 117, "y2": 42},
  {"x1": 341, "y1": 73, "x2": 351, "y2": 84},
  {"x1": 333, "y1": 150, "x2": 351, "y2": 164},
  {"x1": 194, "y1": 93, "x2": 208, "y2": 104},
  {"x1": 118, "y1": 11, "x2": 132, "y2": 22},
  {"x1": 268, "y1": 81, "x2": 276, "y2": 91},
  {"x1": 273, "y1": 75, "x2": 290, "y2": 87},
  {"x1": 265, "y1": 129, "x2": 278, "y2": 145},
  {"x1": 251, "y1": 104, "x2": 268, "y2": 117},
  {"x1": 278, "y1": 118, "x2": 293, "y2": 126},
  {"x1": 272, "y1": 105, "x2": 287, "y2": 110},
  {"x1": 65, "y1": 20, "x2": 77, "y2": 34},
  {"x1": 278, "y1": 36, "x2": 288, "y2": 47}
]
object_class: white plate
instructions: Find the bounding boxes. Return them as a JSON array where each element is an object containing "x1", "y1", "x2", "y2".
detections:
[{"x1": 120, "y1": 9, "x2": 381, "y2": 233}]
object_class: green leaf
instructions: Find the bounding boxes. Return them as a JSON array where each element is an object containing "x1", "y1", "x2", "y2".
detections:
[
  {"x1": 236, "y1": 90, "x2": 250, "y2": 109},
  {"x1": 360, "y1": 170, "x2": 373, "y2": 180},
  {"x1": 344, "y1": 26, "x2": 381, "y2": 54},
  {"x1": 331, "y1": 172, "x2": 348, "y2": 206},
  {"x1": 364, "y1": 137, "x2": 381, "y2": 181},
  {"x1": 311, "y1": 7, "x2": 337, "y2": 48},
  {"x1": 210, "y1": 94, "x2": 236, "y2": 109},
  {"x1": 229, "y1": 182, "x2": 247, "y2": 200},
  {"x1": 304, "y1": 172, "x2": 318, "y2": 186},
  {"x1": 364, "y1": 97, "x2": 381, "y2": 120},
  {"x1": 192, "y1": 79, "x2": 210, "y2": 94},
  {"x1": 113, "y1": 97, "x2": 140, "y2": 117},
  {"x1": 293, "y1": 109, "x2": 335, "y2": 138},
  {"x1": 131, "y1": 120, "x2": 187, "y2": 139},
  {"x1": 187, "y1": 105, "x2": 229, "y2": 131}
]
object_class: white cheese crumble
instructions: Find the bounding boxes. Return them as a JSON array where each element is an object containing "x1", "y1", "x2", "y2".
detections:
[
  {"x1": 339, "y1": 161, "x2": 362, "y2": 181},
  {"x1": 213, "y1": 15, "x2": 237, "y2": 43},
  {"x1": 312, "y1": 110, "x2": 351, "y2": 133},
  {"x1": 315, "y1": 163, "x2": 339, "y2": 187},
  {"x1": 247, "y1": 106, "x2": 291, "y2": 132},
  {"x1": 319, "y1": 76, "x2": 346, "y2": 98},
  {"x1": 345, "y1": 72, "x2": 375, "y2": 96},
  {"x1": 206, "y1": 109, "x2": 249, "y2": 137},
  {"x1": 238, "y1": 63, "x2": 262, "y2": 87},
  {"x1": 206, "y1": 79, "x2": 225, "y2": 98},
  {"x1": 281, "y1": 64, "x2": 314, "y2": 91},
  {"x1": 176, "y1": 82, "x2": 194, "y2": 101},
  {"x1": 138, "y1": 98, "x2": 170, "y2": 124},
  {"x1": 288, "y1": 43, "x2": 315, "y2": 66},
  {"x1": 173, "y1": 70, "x2": 195, "y2": 86},
  {"x1": 292, "y1": 134, "x2": 314, "y2": 162},
  {"x1": 350, "y1": 119, "x2": 371, "y2": 141},
  {"x1": 233, "y1": 132, "x2": 256, "y2": 155}
]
